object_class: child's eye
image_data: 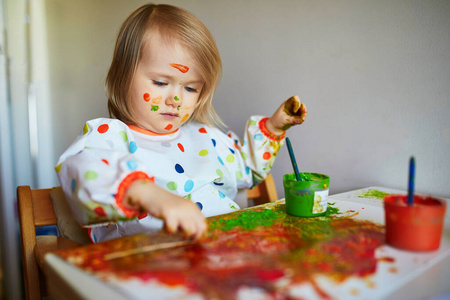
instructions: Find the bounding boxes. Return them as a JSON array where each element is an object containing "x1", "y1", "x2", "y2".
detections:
[
  {"x1": 185, "y1": 86, "x2": 198, "y2": 93},
  {"x1": 153, "y1": 80, "x2": 167, "y2": 87}
]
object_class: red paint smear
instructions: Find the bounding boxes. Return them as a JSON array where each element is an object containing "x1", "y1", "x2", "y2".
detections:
[
  {"x1": 263, "y1": 152, "x2": 271, "y2": 160},
  {"x1": 170, "y1": 63, "x2": 189, "y2": 73},
  {"x1": 256, "y1": 269, "x2": 284, "y2": 281},
  {"x1": 101, "y1": 159, "x2": 109, "y2": 165},
  {"x1": 143, "y1": 93, "x2": 151, "y2": 102},
  {"x1": 57, "y1": 205, "x2": 385, "y2": 299},
  {"x1": 378, "y1": 257, "x2": 395, "y2": 263},
  {"x1": 165, "y1": 124, "x2": 173, "y2": 130},
  {"x1": 199, "y1": 128, "x2": 207, "y2": 134},
  {"x1": 130, "y1": 270, "x2": 189, "y2": 287},
  {"x1": 177, "y1": 143, "x2": 185, "y2": 152}
]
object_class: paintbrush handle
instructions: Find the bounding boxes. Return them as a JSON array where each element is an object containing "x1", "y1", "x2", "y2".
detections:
[
  {"x1": 286, "y1": 138, "x2": 301, "y2": 181},
  {"x1": 407, "y1": 157, "x2": 415, "y2": 205},
  {"x1": 103, "y1": 239, "x2": 194, "y2": 261}
]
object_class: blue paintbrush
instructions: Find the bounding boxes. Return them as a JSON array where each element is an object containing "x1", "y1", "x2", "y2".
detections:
[
  {"x1": 286, "y1": 137, "x2": 302, "y2": 181},
  {"x1": 407, "y1": 156, "x2": 415, "y2": 205}
]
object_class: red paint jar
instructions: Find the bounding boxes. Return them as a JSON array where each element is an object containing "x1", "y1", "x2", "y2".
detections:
[{"x1": 384, "y1": 195, "x2": 447, "y2": 251}]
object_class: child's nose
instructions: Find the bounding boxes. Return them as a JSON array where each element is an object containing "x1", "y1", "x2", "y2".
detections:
[{"x1": 165, "y1": 93, "x2": 182, "y2": 108}]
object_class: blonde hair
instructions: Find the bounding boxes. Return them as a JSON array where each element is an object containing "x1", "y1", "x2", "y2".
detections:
[{"x1": 106, "y1": 3, "x2": 224, "y2": 128}]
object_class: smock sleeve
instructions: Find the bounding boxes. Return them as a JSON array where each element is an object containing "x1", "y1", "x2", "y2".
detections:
[
  {"x1": 229, "y1": 116, "x2": 285, "y2": 189},
  {"x1": 55, "y1": 118, "x2": 151, "y2": 227}
]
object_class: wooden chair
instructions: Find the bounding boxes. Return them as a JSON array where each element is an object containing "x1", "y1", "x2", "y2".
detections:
[
  {"x1": 17, "y1": 186, "x2": 83, "y2": 300},
  {"x1": 247, "y1": 173, "x2": 279, "y2": 206}
]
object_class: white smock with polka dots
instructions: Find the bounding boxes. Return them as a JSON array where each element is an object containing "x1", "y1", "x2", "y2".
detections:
[{"x1": 56, "y1": 116, "x2": 284, "y2": 243}]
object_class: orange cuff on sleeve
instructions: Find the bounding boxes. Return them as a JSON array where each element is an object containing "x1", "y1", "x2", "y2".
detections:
[
  {"x1": 258, "y1": 117, "x2": 286, "y2": 142},
  {"x1": 115, "y1": 171, "x2": 154, "y2": 218}
]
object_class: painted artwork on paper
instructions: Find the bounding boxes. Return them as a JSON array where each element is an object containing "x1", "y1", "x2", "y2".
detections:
[{"x1": 56, "y1": 200, "x2": 392, "y2": 299}]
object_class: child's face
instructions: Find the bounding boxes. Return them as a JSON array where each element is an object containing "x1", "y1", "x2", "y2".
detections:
[{"x1": 129, "y1": 33, "x2": 204, "y2": 133}]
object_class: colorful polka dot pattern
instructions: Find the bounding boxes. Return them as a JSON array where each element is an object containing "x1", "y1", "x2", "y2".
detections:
[{"x1": 56, "y1": 116, "x2": 283, "y2": 228}]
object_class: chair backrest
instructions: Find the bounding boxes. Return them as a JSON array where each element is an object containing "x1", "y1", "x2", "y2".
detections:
[
  {"x1": 17, "y1": 185, "x2": 57, "y2": 300},
  {"x1": 247, "y1": 173, "x2": 279, "y2": 206}
]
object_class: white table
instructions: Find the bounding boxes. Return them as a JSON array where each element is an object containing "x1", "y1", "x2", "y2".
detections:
[{"x1": 44, "y1": 187, "x2": 450, "y2": 300}]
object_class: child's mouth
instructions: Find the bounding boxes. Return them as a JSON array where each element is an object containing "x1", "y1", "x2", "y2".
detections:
[{"x1": 161, "y1": 112, "x2": 179, "y2": 120}]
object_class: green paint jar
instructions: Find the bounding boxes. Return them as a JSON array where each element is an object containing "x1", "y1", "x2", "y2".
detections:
[{"x1": 283, "y1": 173, "x2": 330, "y2": 217}]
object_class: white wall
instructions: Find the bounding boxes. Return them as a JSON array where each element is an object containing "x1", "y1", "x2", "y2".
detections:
[{"x1": 43, "y1": 0, "x2": 450, "y2": 198}]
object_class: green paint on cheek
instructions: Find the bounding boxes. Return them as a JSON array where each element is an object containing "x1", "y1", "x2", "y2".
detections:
[
  {"x1": 174, "y1": 96, "x2": 180, "y2": 101},
  {"x1": 151, "y1": 105, "x2": 159, "y2": 111}
]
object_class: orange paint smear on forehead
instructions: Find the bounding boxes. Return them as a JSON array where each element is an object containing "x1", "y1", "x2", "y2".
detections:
[{"x1": 170, "y1": 63, "x2": 189, "y2": 73}]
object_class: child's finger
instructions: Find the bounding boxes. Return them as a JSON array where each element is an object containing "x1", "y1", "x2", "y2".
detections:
[
  {"x1": 164, "y1": 218, "x2": 178, "y2": 234},
  {"x1": 292, "y1": 95, "x2": 301, "y2": 114},
  {"x1": 285, "y1": 95, "x2": 301, "y2": 115},
  {"x1": 193, "y1": 219, "x2": 208, "y2": 239},
  {"x1": 180, "y1": 219, "x2": 197, "y2": 237},
  {"x1": 300, "y1": 102, "x2": 307, "y2": 116},
  {"x1": 296, "y1": 103, "x2": 307, "y2": 122}
]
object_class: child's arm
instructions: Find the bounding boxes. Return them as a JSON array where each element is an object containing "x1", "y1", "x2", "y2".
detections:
[
  {"x1": 56, "y1": 118, "x2": 206, "y2": 239},
  {"x1": 231, "y1": 95, "x2": 307, "y2": 188},
  {"x1": 265, "y1": 95, "x2": 307, "y2": 135},
  {"x1": 122, "y1": 179, "x2": 207, "y2": 239}
]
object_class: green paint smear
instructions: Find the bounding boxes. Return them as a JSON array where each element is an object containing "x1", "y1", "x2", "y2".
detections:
[
  {"x1": 151, "y1": 105, "x2": 159, "y2": 111},
  {"x1": 324, "y1": 202, "x2": 340, "y2": 218},
  {"x1": 358, "y1": 189, "x2": 390, "y2": 200},
  {"x1": 210, "y1": 203, "x2": 341, "y2": 232},
  {"x1": 211, "y1": 209, "x2": 279, "y2": 231}
]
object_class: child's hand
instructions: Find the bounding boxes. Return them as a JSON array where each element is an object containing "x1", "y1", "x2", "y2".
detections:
[
  {"x1": 124, "y1": 180, "x2": 207, "y2": 239},
  {"x1": 266, "y1": 95, "x2": 307, "y2": 135}
]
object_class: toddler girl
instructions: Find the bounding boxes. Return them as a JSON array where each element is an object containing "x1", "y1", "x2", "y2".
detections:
[{"x1": 56, "y1": 3, "x2": 307, "y2": 243}]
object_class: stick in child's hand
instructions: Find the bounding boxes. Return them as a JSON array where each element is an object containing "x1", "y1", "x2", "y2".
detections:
[{"x1": 103, "y1": 239, "x2": 195, "y2": 261}]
